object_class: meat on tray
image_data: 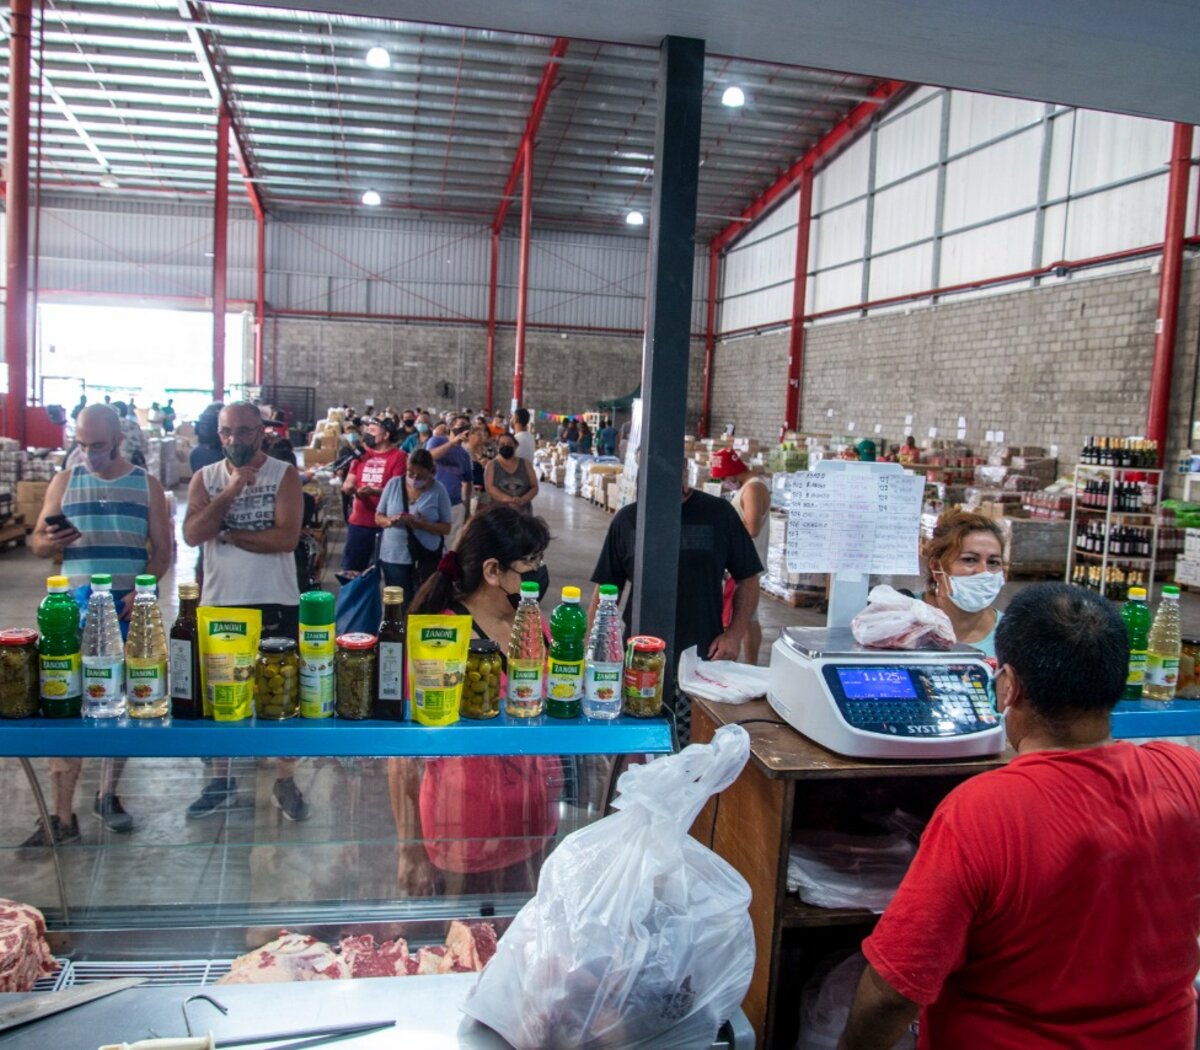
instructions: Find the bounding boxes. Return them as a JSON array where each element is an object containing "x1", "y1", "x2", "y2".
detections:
[
  {"x1": 0, "y1": 899, "x2": 59, "y2": 993},
  {"x1": 217, "y1": 920, "x2": 498, "y2": 985}
]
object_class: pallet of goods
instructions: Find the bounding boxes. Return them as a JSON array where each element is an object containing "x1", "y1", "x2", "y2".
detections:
[{"x1": 762, "y1": 511, "x2": 825, "y2": 607}]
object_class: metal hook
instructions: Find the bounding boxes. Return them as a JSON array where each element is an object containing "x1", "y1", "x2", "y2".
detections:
[{"x1": 182, "y1": 993, "x2": 228, "y2": 1037}]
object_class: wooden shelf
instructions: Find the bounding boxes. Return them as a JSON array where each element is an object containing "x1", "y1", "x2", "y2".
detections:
[
  {"x1": 1074, "y1": 507, "x2": 1156, "y2": 519},
  {"x1": 1074, "y1": 550, "x2": 1154, "y2": 563},
  {"x1": 782, "y1": 898, "x2": 880, "y2": 928}
]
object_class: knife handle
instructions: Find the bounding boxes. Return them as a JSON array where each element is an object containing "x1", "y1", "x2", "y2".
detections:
[{"x1": 97, "y1": 1036, "x2": 215, "y2": 1050}]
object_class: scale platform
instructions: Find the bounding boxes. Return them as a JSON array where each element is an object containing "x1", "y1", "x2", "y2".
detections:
[{"x1": 767, "y1": 627, "x2": 1007, "y2": 760}]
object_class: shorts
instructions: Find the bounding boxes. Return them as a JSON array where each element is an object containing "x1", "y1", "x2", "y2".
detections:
[{"x1": 342, "y1": 523, "x2": 381, "y2": 572}]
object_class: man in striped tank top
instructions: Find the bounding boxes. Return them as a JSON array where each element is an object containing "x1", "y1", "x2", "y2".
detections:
[{"x1": 29, "y1": 404, "x2": 172, "y2": 842}]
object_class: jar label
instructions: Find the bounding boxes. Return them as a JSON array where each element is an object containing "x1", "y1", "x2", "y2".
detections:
[
  {"x1": 169, "y1": 639, "x2": 193, "y2": 699},
  {"x1": 547, "y1": 658, "x2": 583, "y2": 700},
  {"x1": 378, "y1": 641, "x2": 404, "y2": 701},
  {"x1": 1125, "y1": 650, "x2": 1147, "y2": 687},
  {"x1": 623, "y1": 666, "x2": 660, "y2": 699},
  {"x1": 1146, "y1": 654, "x2": 1180, "y2": 688},
  {"x1": 127, "y1": 658, "x2": 166, "y2": 703},
  {"x1": 585, "y1": 664, "x2": 622, "y2": 703},
  {"x1": 507, "y1": 659, "x2": 544, "y2": 701},
  {"x1": 83, "y1": 654, "x2": 124, "y2": 703},
  {"x1": 40, "y1": 652, "x2": 81, "y2": 701}
]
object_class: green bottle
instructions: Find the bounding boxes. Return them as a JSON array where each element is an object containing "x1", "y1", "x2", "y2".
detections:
[
  {"x1": 546, "y1": 586, "x2": 587, "y2": 719},
  {"x1": 1122, "y1": 586, "x2": 1153, "y2": 701},
  {"x1": 38, "y1": 575, "x2": 83, "y2": 718}
]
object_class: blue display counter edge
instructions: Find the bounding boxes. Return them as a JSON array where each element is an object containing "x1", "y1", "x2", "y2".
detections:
[
  {"x1": 0, "y1": 714, "x2": 674, "y2": 757},
  {"x1": 1111, "y1": 699, "x2": 1200, "y2": 739}
]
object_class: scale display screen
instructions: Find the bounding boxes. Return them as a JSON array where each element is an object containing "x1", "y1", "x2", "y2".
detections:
[{"x1": 836, "y1": 667, "x2": 918, "y2": 700}]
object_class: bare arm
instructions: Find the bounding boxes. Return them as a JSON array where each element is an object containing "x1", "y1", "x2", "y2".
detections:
[
  {"x1": 460, "y1": 479, "x2": 472, "y2": 517},
  {"x1": 838, "y1": 965, "x2": 919, "y2": 1050},
  {"x1": 30, "y1": 470, "x2": 80, "y2": 557},
  {"x1": 707, "y1": 575, "x2": 759, "y2": 660},
  {"x1": 741, "y1": 480, "x2": 771, "y2": 539},
  {"x1": 227, "y1": 467, "x2": 303, "y2": 554},
  {"x1": 428, "y1": 438, "x2": 458, "y2": 462},
  {"x1": 516, "y1": 463, "x2": 539, "y2": 504},
  {"x1": 483, "y1": 461, "x2": 511, "y2": 504},
  {"x1": 143, "y1": 476, "x2": 173, "y2": 581},
  {"x1": 411, "y1": 515, "x2": 452, "y2": 537},
  {"x1": 183, "y1": 468, "x2": 245, "y2": 547}
]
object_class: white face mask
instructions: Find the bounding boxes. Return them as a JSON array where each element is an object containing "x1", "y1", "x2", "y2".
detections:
[{"x1": 943, "y1": 570, "x2": 1005, "y2": 614}]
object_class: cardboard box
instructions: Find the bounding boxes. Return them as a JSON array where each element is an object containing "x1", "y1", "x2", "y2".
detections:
[
  {"x1": 300, "y1": 447, "x2": 336, "y2": 467},
  {"x1": 16, "y1": 481, "x2": 50, "y2": 504}
]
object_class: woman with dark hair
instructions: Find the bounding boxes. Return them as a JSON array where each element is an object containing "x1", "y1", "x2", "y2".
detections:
[
  {"x1": 375, "y1": 447, "x2": 452, "y2": 599},
  {"x1": 483, "y1": 432, "x2": 539, "y2": 514},
  {"x1": 389, "y1": 505, "x2": 560, "y2": 896},
  {"x1": 189, "y1": 402, "x2": 225, "y2": 473}
]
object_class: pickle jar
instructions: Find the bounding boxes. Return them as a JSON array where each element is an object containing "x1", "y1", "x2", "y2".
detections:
[
  {"x1": 622, "y1": 636, "x2": 667, "y2": 718},
  {"x1": 1178, "y1": 638, "x2": 1200, "y2": 700},
  {"x1": 0, "y1": 628, "x2": 39, "y2": 719},
  {"x1": 335, "y1": 633, "x2": 378, "y2": 720},
  {"x1": 255, "y1": 637, "x2": 300, "y2": 720},
  {"x1": 462, "y1": 640, "x2": 503, "y2": 720}
]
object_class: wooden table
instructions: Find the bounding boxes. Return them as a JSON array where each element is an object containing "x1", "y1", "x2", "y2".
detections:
[{"x1": 689, "y1": 697, "x2": 1011, "y2": 1049}]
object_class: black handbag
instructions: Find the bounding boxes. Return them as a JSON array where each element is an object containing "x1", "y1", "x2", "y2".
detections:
[{"x1": 402, "y1": 479, "x2": 444, "y2": 588}]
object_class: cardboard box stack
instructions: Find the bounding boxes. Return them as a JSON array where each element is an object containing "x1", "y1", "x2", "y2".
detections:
[
  {"x1": 1176, "y1": 530, "x2": 1200, "y2": 588},
  {"x1": 16, "y1": 480, "x2": 50, "y2": 529}
]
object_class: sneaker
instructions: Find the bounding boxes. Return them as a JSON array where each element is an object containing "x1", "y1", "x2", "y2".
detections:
[
  {"x1": 19, "y1": 815, "x2": 80, "y2": 851},
  {"x1": 93, "y1": 792, "x2": 134, "y2": 833},
  {"x1": 272, "y1": 777, "x2": 311, "y2": 822},
  {"x1": 186, "y1": 778, "x2": 238, "y2": 820}
]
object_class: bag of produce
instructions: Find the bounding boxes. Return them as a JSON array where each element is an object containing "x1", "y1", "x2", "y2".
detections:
[
  {"x1": 406, "y1": 615, "x2": 471, "y2": 726},
  {"x1": 462, "y1": 724, "x2": 755, "y2": 1049},
  {"x1": 850, "y1": 585, "x2": 955, "y2": 650},
  {"x1": 198, "y1": 607, "x2": 262, "y2": 720}
]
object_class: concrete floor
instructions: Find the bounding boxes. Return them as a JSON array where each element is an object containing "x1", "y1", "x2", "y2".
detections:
[{"x1": 0, "y1": 481, "x2": 1197, "y2": 928}]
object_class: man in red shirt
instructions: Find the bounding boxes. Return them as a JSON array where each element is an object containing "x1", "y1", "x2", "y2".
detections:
[
  {"x1": 341, "y1": 417, "x2": 406, "y2": 576},
  {"x1": 840, "y1": 582, "x2": 1200, "y2": 1050}
]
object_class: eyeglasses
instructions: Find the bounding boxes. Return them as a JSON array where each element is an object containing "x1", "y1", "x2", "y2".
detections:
[
  {"x1": 508, "y1": 551, "x2": 545, "y2": 571},
  {"x1": 218, "y1": 425, "x2": 262, "y2": 440}
]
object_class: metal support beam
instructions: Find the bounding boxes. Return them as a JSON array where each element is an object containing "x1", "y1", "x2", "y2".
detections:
[
  {"x1": 485, "y1": 228, "x2": 500, "y2": 414},
  {"x1": 631, "y1": 35, "x2": 705, "y2": 685},
  {"x1": 212, "y1": 104, "x2": 230, "y2": 401},
  {"x1": 1146, "y1": 122, "x2": 1194, "y2": 464},
  {"x1": 253, "y1": 207, "x2": 265, "y2": 385},
  {"x1": 785, "y1": 168, "x2": 814, "y2": 431},
  {"x1": 4, "y1": 0, "x2": 32, "y2": 443},
  {"x1": 699, "y1": 243, "x2": 719, "y2": 438},
  {"x1": 512, "y1": 143, "x2": 533, "y2": 409}
]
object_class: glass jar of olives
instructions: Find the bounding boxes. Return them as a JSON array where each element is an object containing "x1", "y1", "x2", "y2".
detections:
[
  {"x1": 255, "y1": 637, "x2": 299, "y2": 720},
  {"x1": 623, "y1": 636, "x2": 667, "y2": 718},
  {"x1": 335, "y1": 633, "x2": 377, "y2": 720},
  {"x1": 462, "y1": 639, "x2": 503, "y2": 719},
  {"x1": 0, "y1": 628, "x2": 40, "y2": 719}
]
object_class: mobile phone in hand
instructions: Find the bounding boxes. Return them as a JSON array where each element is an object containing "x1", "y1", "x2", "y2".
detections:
[{"x1": 44, "y1": 512, "x2": 76, "y2": 532}]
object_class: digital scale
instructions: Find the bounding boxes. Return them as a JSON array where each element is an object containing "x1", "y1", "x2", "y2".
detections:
[{"x1": 766, "y1": 460, "x2": 1007, "y2": 760}]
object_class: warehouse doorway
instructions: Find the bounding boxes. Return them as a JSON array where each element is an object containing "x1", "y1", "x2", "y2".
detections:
[{"x1": 37, "y1": 303, "x2": 246, "y2": 421}]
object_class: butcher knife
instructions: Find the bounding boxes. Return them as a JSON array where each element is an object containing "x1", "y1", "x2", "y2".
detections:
[{"x1": 0, "y1": 977, "x2": 147, "y2": 1033}]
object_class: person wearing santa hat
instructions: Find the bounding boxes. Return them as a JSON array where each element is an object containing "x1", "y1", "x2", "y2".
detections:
[{"x1": 711, "y1": 448, "x2": 771, "y2": 664}]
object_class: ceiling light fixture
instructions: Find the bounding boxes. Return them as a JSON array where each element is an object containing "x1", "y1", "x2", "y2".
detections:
[
  {"x1": 361, "y1": 189, "x2": 382, "y2": 207},
  {"x1": 625, "y1": 210, "x2": 645, "y2": 227},
  {"x1": 365, "y1": 46, "x2": 390, "y2": 69},
  {"x1": 721, "y1": 85, "x2": 746, "y2": 108},
  {"x1": 98, "y1": 173, "x2": 119, "y2": 189}
]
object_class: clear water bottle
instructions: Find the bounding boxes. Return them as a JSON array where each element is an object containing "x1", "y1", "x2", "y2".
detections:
[
  {"x1": 81, "y1": 574, "x2": 126, "y2": 718},
  {"x1": 506, "y1": 581, "x2": 546, "y2": 719},
  {"x1": 125, "y1": 575, "x2": 169, "y2": 719},
  {"x1": 583, "y1": 584, "x2": 625, "y2": 720}
]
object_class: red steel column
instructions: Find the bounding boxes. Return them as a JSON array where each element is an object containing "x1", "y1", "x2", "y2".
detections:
[
  {"x1": 1146, "y1": 122, "x2": 1193, "y2": 464},
  {"x1": 212, "y1": 105, "x2": 230, "y2": 400},
  {"x1": 4, "y1": 0, "x2": 32, "y2": 443},
  {"x1": 253, "y1": 208, "x2": 265, "y2": 385},
  {"x1": 485, "y1": 228, "x2": 500, "y2": 414},
  {"x1": 784, "y1": 168, "x2": 814, "y2": 431},
  {"x1": 699, "y1": 243, "x2": 719, "y2": 438},
  {"x1": 512, "y1": 142, "x2": 532, "y2": 409}
]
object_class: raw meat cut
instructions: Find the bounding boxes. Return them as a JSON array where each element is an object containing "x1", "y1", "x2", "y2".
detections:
[
  {"x1": 338, "y1": 934, "x2": 412, "y2": 978},
  {"x1": 415, "y1": 945, "x2": 456, "y2": 975},
  {"x1": 217, "y1": 931, "x2": 348, "y2": 985},
  {"x1": 445, "y1": 920, "x2": 498, "y2": 971},
  {"x1": 0, "y1": 899, "x2": 57, "y2": 993}
]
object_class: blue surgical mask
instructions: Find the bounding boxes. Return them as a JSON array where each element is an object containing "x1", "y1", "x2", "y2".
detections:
[{"x1": 410, "y1": 476, "x2": 430, "y2": 490}]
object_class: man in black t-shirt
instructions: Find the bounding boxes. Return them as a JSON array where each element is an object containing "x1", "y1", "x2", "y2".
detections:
[{"x1": 590, "y1": 487, "x2": 763, "y2": 740}]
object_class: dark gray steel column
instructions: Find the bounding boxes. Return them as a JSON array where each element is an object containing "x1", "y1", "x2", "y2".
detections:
[{"x1": 631, "y1": 34, "x2": 705, "y2": 680}]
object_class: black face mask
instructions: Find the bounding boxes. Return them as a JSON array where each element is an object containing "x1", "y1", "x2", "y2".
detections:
[
  {"x1": 503, "y1": 566, "x2": 549, "y2": 609},
  {"x1": 362, "y1": 433, "x2": 378, "y2": 449},
  {"x1": 498, "y1": 446, "x2": 516, "y2": 460},
  {"x1": 224, "y1": 442, "x2": 258, "y2": 468}
]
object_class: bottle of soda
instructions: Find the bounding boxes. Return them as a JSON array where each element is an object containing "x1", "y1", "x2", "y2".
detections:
[
  {"x1": 38, "y1": 575, "x2": 82, "y2": 718},
  {"x1": 1121, "y1": 586, "x2": 1152, "y2": 701},
  {"x1": 376, "y1": 585, "x2": 406, "y2": 721},
  {"x1": 584, "y1": 584, "x2": 625, "y2": 720},
  {"x1": 506, "y1": 581, "x2": 545, "y2": 719},
  {"x1": 169, "y1": 583, "x2": 202, "y2": 719},
  {"x1": 1145, "y1": 585, "x2": 1182, "y2": 701},
  {"x1": 125, "y1": 575, "x2": 169, "y2": 719},
  {"x1": 546, "y1": 586, "x2": 587, "y2": 718},
  {"x1": 81, "y1": 574, "x2": 126, "y2": 718}
]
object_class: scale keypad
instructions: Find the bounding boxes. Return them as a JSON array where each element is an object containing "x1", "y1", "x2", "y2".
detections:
[{"x1": 824, "y1": 664, "x2": 998, "y2": 738}]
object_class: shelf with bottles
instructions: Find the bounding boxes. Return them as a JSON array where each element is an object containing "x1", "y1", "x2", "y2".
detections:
[
  {"x1": 1079, "y1": 436, "x2": 1160, "y2": 469},
  {"x1": 1070, "y1": 563, "x2": 1153, "y2": 602},
  {"x1": 1074, "y1": 522, "x2": 1157, "y2": 560},
  {"x1": 1074, "y1": 477, "x2": 1159, "y2": 513}
]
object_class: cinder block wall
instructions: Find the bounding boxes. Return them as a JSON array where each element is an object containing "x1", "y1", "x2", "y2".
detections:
[
  {"x1": 709, "y1": 261, "x2": 1200, "y2": 494},
  {"x1": 266, "y1": 318, "x2": 707, "y2": 434}
]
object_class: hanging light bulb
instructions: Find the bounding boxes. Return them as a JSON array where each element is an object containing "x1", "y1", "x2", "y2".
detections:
[
  {"x1": 721, "y1": 85, "x2": 746, "y2": 108},
  {"x1": 625, "y1": 210, "x2": 645, "y2": 226},
  {"x1": 366, "y1": 46, "x2": 390, "y2": 69},
  {"x1": 361, "y1": 189, "x2": 382, "y2": 207}
]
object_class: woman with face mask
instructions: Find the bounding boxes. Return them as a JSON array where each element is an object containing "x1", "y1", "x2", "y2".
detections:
[
  {"x1": 483, "y1": 433, "x2": 539, "y2": 514},
  {"x1": 375, "y1": 448, "x2": 452, "y2": 598},
  {"x1": 921, "y1": 510, "x2": 1009, "y2": 658}
]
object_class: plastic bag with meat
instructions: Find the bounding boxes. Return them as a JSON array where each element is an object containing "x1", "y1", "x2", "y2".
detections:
[{"x1": 850, "y1": 586, "x2": 955, "y2": 650}]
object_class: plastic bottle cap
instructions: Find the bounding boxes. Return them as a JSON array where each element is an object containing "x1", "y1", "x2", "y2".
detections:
[
  {"x1": 91, "y1": 574, "x2": 113, "y2": 590},
  {"x1": 1127, "y1": 587, "x2": 1147, "y2": 600},
  {"x1": 520, "y1": 581, "x2": 540, "y2": 596},
  {"x1": 135, "y1": 574, "x2": 156, "y2": 591},
  {"x1": 46, "y1": 575, "x2": 69, "y2": 592},
  {"x1": 300, "y1": 590, "x2": 335, "y2": 624},
  {"x1": 383, "y1": 586, "x2": 405, "y2": 604},
  {"x1": 598, "y1": 584, "x2": 619, "y2": 598},
  {"x1": 1163, "y1": 585, "x2": 1181, "y2": 597},
  {"x1": 561, "y1": 586, "x2": 581, "y2": 602}
]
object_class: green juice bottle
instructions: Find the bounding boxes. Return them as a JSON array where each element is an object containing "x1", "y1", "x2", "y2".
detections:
[
  {"x1": 38, "y1": 575, "x2": 82, "y2": 718},
  {"x1": 546, "y1": 586, "x2": 587, "y2": 719},
  {"x1": 1121, "y1": 587, "x2": 1152, "y2": 701}
]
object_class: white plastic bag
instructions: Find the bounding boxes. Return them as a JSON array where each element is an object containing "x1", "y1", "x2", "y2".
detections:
[
  {"x1": 462, "y1": 725, "x2": 755, "y2": 1049},
  {"x1": 677, "y1": 646, "x2": 770, "y2": 704},
  {"x1": 787, "y1": 829, "x2": 916, "y2": 912},
  {"x1": 850, "y1": 585, "x2": 955, "y2": 650}
]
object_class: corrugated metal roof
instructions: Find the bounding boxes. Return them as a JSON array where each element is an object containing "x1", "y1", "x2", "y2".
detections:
[{"x1": 2, "y1": 0, "x2": 885, "y2": 239}]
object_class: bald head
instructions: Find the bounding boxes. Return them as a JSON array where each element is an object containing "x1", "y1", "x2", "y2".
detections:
[
  {"x1": 75, "y1": 403, "x2": 124, "y2": 471},
  {"x1": 77, "y1": 403, "x2": 121, "y2": 439}
]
